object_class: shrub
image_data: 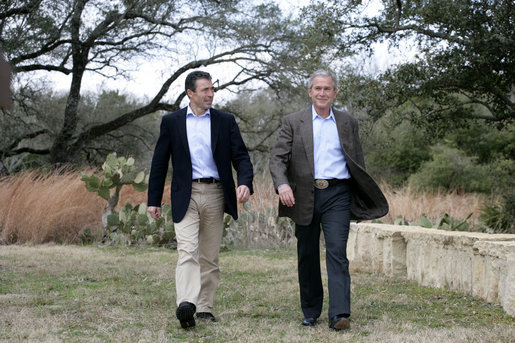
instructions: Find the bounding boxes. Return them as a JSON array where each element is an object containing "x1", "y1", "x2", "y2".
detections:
[
  {"x1": 408, "y1": 144, "x2": 492, "y2": 193},
  {"x1": 480, "y1": 200, "x2": 515, "y2": 234},
  {"x1": 479, "y1": 158, "x2": 515, "y2": 233},
  {"x1": 365, "y1": 120, "x2": 431, "y2": 186}
]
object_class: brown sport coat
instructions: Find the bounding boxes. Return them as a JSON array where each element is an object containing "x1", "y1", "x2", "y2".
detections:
[{"x1": 269, "y1": 107, "x2": 388, "y2": 225}]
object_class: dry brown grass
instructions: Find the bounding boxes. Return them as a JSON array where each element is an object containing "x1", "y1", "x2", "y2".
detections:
[
  {"x1": 243, "y1": 177, "x2": 486, "y2": 226},
  {"x1": 380, "y1": 184, "x2": 486, "y2": 226},
  {"x1": 122, "y1": 176, "x2": 279, "y2": 215},
  {"x1": 244, "y1": 176, "x2": 279, "y2": 212},
  {"x1": 0, "y1": 170, "x2": 105, "y2": 244},
  {"x1": 0, "y1": 171, "x2": 487, "y2": 245},
  {"x1": 237, "y1": 178, "x2": 486, "y2": 228}
]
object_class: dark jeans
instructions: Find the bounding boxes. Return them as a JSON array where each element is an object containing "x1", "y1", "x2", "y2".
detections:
[{"x1": 295, "y1": 181, "x2": 352, "y2": 319}]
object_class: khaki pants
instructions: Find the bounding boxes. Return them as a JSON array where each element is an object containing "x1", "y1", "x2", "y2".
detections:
[{"x1": 174, "y1": 182, "x2": 225, "y2": 313}]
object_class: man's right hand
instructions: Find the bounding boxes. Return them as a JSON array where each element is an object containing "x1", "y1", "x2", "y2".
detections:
[
  {"x1": 147, "y1": 206, "x2": 161, "y2": 220},
  {"x1": 278, "y1": 184, "x2": 295, "y2": 207}
]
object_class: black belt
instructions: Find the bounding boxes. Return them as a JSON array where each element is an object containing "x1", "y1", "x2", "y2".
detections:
[
  {"x1": 192, "y1": 178, "x2": 219, "y2": 184},
  {"x1": 314, "y1": 179, "x2": 349, "y2": 189}
]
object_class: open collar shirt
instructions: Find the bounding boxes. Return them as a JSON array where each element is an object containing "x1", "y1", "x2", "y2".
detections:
[
  {"x1": 312, "y1": 105, "x2": 350, "y2": 180},
  {"x1": 186, "y1": 104, "x2": 220, "y2": 180}
]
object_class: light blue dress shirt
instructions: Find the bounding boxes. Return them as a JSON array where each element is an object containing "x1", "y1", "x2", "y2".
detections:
[
  {"x1": 312, "y1": 105, "x2": 350, "y2": 179},
  {"x1": 186, "y1": 105, "x2": 220, "y2": 180}
]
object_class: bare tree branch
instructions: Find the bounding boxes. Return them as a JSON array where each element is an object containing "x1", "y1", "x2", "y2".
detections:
[
  {"x1": 0, "y1": 0, "x2": 42, "y2": 20},
  {"x1": 9, "y1": 147, "x2": 51, "y2": 156},
  {"x1": 5, "y1": 129, "x2": 49, "y2": 152},
  {"x1": 359, "y1": 22, "x2": 468, "y2": 45}
]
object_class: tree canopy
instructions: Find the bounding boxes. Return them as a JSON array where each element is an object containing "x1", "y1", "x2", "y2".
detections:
[
  {"x1": 1, "y1": 0, "x2": 513, "y2": 172},
  {"x1": 0, "y1": 0, "x2": 321, "y2": 166},
  {"x1": 306, "y1": 0, "x2": 514, "y2": 128}
]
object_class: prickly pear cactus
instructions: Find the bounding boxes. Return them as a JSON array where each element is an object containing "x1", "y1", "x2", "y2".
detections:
[
  {"x1": 82, "y1": 153, "x2": 147, "y2": 198},
  {"x1": 81, "y1": 153, "x2": 149, "y2": 231},
  {"x1": 81, "y1": 153, "x2": 175, "y2": 246}
]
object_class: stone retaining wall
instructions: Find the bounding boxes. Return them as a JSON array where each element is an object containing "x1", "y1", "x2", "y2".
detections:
[{"x1": 348, "y1": 223, "x2": 515, "y2": 316}]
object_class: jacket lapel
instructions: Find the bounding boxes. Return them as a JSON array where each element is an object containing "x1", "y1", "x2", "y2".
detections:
[
  {"x1": 178, "y1": 107, "x2": 190, "y2": 157},
  {"x1": 334, "y1": 109, "x2": 352, "y2": 154},
  {"x1": 299, "y1": 107, "x2": 315, "y2": 175},
  {"x1": 210, "y1": 109, "x2": 220, "y2": 153}
]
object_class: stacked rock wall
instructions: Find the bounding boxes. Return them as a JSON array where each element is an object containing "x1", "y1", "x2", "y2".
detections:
[{"x1": 348, "y1": 223, "x2": 515, "y2": 316}]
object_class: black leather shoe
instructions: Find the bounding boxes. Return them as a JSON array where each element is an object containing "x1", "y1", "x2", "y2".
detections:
[
  {"x1": 301, "y1": 317, "x2": 317, "y2": 326},
  {"x1": 329, "y1": 314, "x2": 350, "y2": 331},
  {"x1": 196, "y1": 312, "x2": 216, "y2": 322},
  {"x1": 176, "y1": 302, "x2": 196, "y2": 329}
]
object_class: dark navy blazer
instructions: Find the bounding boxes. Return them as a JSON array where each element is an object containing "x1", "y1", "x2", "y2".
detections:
[{"x1": 148, "y1": 107, "x2": 254, "y2": 223}]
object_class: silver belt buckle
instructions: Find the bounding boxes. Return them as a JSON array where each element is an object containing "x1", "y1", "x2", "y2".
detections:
[{"x1": 314, "y1": 179, "x2": 329, "y2": 189}]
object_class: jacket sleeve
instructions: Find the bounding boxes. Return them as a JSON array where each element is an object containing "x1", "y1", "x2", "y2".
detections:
[
  {"x1": 230, "y1": 115, "x2": 254, "y2": 194},
  {"x1": 147, "y1": 117, "x2": 171, "y2": 207},
  {"x1": 269, "y1": 115, "x2": 293, "y2": 191}
]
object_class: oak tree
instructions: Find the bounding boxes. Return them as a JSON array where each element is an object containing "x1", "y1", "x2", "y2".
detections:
[{"x1": 0, "y1": 0, "x2": 315, "y2": 167}]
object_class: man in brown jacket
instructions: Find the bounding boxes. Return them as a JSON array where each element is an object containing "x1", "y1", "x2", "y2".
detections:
[{"x1": 269, "y1": 70, "x2": 388, "y2": 331}]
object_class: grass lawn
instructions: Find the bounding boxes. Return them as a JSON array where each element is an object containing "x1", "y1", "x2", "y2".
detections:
[{"x1": 0, "y1": 245, "x2": 513, "y2": 342}]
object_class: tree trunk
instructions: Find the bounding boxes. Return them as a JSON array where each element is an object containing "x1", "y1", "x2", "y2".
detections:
[
  {"x1": 0, "y1": 160, "x2": 9, "y2": 176},
  {"x1": 50, "y1": 0, "x2": 88, "y2": 165}
]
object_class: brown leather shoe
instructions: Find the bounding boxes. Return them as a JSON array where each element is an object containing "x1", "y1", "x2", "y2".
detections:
[{"x1": 329, "y1": 314, "x2": 350, "y2": 331}]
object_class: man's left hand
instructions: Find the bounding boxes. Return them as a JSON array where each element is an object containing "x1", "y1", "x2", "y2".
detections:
[{"x1": 237, "y1": 185, "x2": 250, "y2": 203}]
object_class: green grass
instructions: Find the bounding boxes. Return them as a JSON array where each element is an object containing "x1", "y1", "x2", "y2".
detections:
[{"x1": 0, "y1": 245, "x2": 513, "y2": 342}]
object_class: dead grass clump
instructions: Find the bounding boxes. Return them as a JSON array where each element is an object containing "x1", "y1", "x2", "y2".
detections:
[
  {"x1": 243, "y1": 176, "x2": 278, "y2": 213},
  {"x1": 0, "y1": 171, "x2": 489, "y2": 245},
  {"x1": 237, "y1": 178, "x2": 486, "y2": 232},
  {"x1": 118, "y1": 183, "x2": 169, "y2": 209},
  {"x1": 0, "y1": 170, "x2": 105, "y2": 244},
  {"x1": 380, "y1": 184, "x2": 486, "y2": 226},
  {"x1": 234, "y1": 178, "x2": 485, "y2": 226}
]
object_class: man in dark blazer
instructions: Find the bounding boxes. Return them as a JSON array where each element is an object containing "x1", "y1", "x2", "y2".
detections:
[
  {"x1": 269, "y1": 70, "x2": 388, "y2": 331},
  {"x1": 148, "y1": 70, "x2": 253, "y2": 329}
]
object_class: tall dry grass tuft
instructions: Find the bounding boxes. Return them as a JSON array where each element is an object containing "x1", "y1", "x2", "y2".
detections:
[
  {"x1": 118, "y1": 183, "x2": 170, "y2": 208},
  {"x1": 241, "y1": 176, "x2": 279, "y2": 213},
  {"x1": 0, "y1": 171, "x2": 488, "y2": 245},
  {"x1": 0, "y1": 170, "x2": 105, "y2": 244},
  {"x1": 226, "y1": 179, "x2": 486, "y2": 247},
  {"x1": 380, "y1": 184, "x2": 485, "y2": 226},
  {"x1": 236, "y1": 177, "x2": 485, "y2": 227},
  {"x1": 234, "y1": 178, "x2": 486, "y2": 229},
  {"x1": 118, "y1": 177, "x2": 277, "y2": 215}
]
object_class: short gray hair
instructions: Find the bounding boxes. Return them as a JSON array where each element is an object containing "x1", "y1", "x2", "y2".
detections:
[{"x1": 308, "y1": 69, "x2": 338, "y2": 90}]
